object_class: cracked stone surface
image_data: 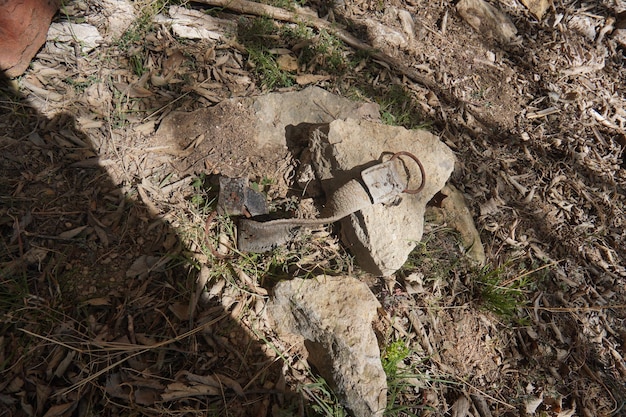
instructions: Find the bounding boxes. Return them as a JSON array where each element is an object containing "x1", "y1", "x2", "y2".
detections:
[{"x1": 268, "y1": 276, "x2": 386, "y2": 417}]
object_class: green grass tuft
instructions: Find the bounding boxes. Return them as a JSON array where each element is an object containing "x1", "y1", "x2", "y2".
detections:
[{"x1": 475, "y1": 263, "x2": 536, "y2": 320}]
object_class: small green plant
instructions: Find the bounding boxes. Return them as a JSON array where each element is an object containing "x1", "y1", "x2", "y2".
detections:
[
  {"x1": 64, "y1": 75, "x2": 99, "y2": 93},
  {"x1": 238, "y1": 16, "x2": 279, "y2": 47},
  {"x1": 377, "y1": 85, "x2": 429, "y2": 129},
  {"x1": 249, "y1": 176, "x2": 274, "y2": 193},
  {"x1": 238, "y1": 17, "x2": 295, "y2": 89},
  {"x1": 247, "y1": 47, "x2": 295, "y2": 90},
  {"x1": 382, "y1": 339, "x2": 410, "y2": 378},
  {"x1": 475, "y1": 263, "x2": 534, "y2": 319},
  {"x1": 189, "y1": 174, "x2": 216, "y2": 213},
  {"x1": 116, "y1": 0, "x2": 170, "y2": 51},
  {"x1": 294, "y1": 29, "x2": 348, "y2": 74},
  {"x1": 129, "y1": 53, "x2": 146, "y2": 77},
  {"x1": 382, "y1": 339, "x2": 431, "y2": 417}
]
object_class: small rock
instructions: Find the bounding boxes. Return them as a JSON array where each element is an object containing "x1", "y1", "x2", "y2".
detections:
[
  {"x1": 99, "y1": 0, "x2": 136, "y2": 42},
  {"x1": 438, "y1": 184, "x2": 486, "y2": 265},
  {"x1": 364, "y1": 18, "x2": 409, "y2": 50},
  {"x1": 397, "y1": 9, "x2": 416, "y2": 43},
  {"x1": 154, "y1": 5, "x2": 236, "y2": 41},
  {"x1": 457, "y1": 0, "x2": 518, "y2": 44},
  {"x1": 268, "y1": 276, "x2": 387, "y2": 417},
  {"x1": 47, "y1": 22, "x2": 103, "y2": 54},
  {"x1": 520, "y1": 0, "x2": 552, "y2": 21},
  {"x1": 0, "y1": 0, "x2": 61, "y2": 77},
  {"x1": 151, "y1": 86, "x2": 381, "y2": 201}
]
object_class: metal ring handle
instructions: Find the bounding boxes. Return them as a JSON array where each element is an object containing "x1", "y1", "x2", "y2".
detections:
[{"x1": 390, "y1": 151, "x2": 426, "y2": 194}]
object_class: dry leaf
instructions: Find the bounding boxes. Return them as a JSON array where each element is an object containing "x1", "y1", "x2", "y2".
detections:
[
  {"x1": 179, "y1": 371, "x2": 244, "y2": 396},
  {"x1": 54, "y1": 351, "x2": 76, "y2": 378},
  {"x1": 23, "y1": 247, "x2": 49, "y2": 265},
  {"x1": 296, "y1": 74, "x2": 331, "y2": 85},
  {"x1": 135, "y1": 121, "x2": 156, "y2": 136},
  {"x1": 150, "y1": 73, "x2": 171, "y2": 87},
  {"x1": 105, "y1": 373, "x2": 130, "y2": 400},
  {"x1": 161, "y1": 382, "x2": 220, "y2": 401},
  {"x1": 168, "y1": 302, "x2": 189, "y2": 321},
  {"x1": 214, "y1": 374, "x2": 244, "y2": 397},
  {"x1": 135, "y1": 388, "x2": 159, "y2": 405},
  {"x1": 126, "y1": 255, "x2": 162, "y2": 277},
  {"x1": 163, "y1": 49, "x2": 185, "y2": 76},
  {"x1": 191, "y1": 86, "x2": 222, "y2": 102},
  {"x1": 520, "y1": 0, "x2": 552, "y2": 20},
  {"x1": 114, "y1": 83, "x2": 153, "y2": 98},
  {"x1": 83, "y1": 297, "x2": 110, "y2": 306},
  {"x1": 128, "y1": 85, "x2": 154, "y2": 98},
  {"x1": 58, "y1": 225, "x2": 87, "y2": 239},
  {"x1": 190, "y1": 265, "x2": 211, "y2": 320},
  {"x1": 276, "y1": 55, "x2": 298, "y2": 72},
  {"x1": 450, "y1": 396, "x2": 470, "y2": 417},
  {"x1": 42, "y1": 403, "x2": 74, "y2": 417},
  {"x1": 6, "y1": 377, "x2": 24, "y2": 393},
  {"x1": 525, "y1": 395, "x2": 543, "y2": 414},
  {"x1": 76, "y1": 116, "x2": 104, "y2": 130}
]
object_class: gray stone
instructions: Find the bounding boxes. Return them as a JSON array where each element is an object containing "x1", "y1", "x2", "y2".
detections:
[
  {"x1": 309, "y1": 119, "x2": 455, "y2": 276},
  {"x1": 152, "y1": 88, "x2": 457, "y2": 275},
  {"x1": 252, "y1": 86, "x2": 380, "y2": 148},
  {"x1": 457, "y1": 0, "x2": 518, "y2": 44},
  {"x1": 268, "y1": 276, "x2": 386, "y2": 417}
]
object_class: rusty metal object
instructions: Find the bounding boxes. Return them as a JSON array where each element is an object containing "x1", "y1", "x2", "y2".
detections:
[
  {"x1": 205, "y1": 151, "x2": 427, "y2": 254},
  {"x1": 217, "y1": 177, "x2": 268, "y2": 217},
  {"x1": 390, "y1": 151, "x2": 426, "y2": 195}
]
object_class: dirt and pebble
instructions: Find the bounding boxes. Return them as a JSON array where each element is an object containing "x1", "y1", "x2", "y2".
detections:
[{"x1": 1, "y1": 0, "x2": 625, "y2": 416}]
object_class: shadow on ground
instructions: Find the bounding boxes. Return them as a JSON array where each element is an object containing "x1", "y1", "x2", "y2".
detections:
[{"x1": 0, "y1": 70, "x2": 295, "y2": 416}]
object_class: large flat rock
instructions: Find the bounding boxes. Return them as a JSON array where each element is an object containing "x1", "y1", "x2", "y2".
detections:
[{"x1": 150, "y1": 86, "x2": 379, "y2": 195}]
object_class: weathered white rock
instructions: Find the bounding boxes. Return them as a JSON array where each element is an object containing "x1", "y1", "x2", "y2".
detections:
[
  {"x1": 310, "y1": 119, "x2": 455, "y2": 276},
  {"x1": 47, "y1": 22, "x2": 103, "y2": 54},
  {"x1": 268, "y1": 276, "x2": 386, "y2": 417},
  {"x1": 154, "y1": 5, "x2": 236, "y2": 41},
  {"x1": 364, "y1": 18, "x2": 409, "y2": 50},
  {"x1": 457, "y1": 0, "x2": 518, "y2": 44},
  {"x1": 153, "y1": 87, "x2": 458, "y2": 275},
  {"x1": 252, "y1": 86, "x2": 380, "y2": 148},
  {"x1": 99, "y1": 0, "x2": 136, "y2": 42}
]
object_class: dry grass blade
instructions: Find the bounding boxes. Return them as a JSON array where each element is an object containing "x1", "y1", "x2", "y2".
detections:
[{"x1": 19, "y1": 313, "x2": 230, "y2": 397}]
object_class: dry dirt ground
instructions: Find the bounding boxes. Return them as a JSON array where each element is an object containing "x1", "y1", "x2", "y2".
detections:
[{"x1": 1, "y1": 0, "x2": 626, "y2": 416}]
